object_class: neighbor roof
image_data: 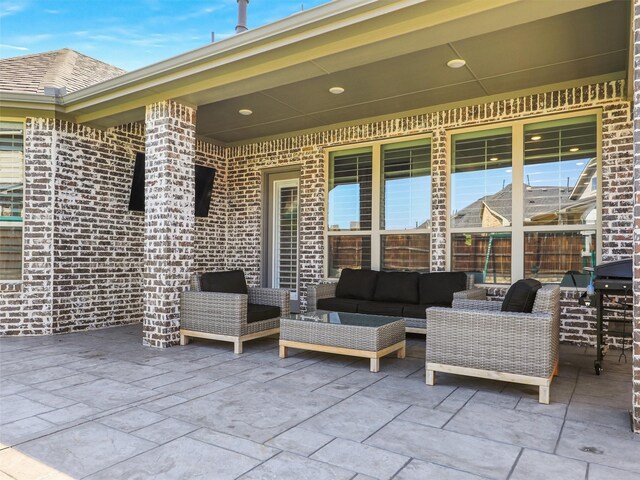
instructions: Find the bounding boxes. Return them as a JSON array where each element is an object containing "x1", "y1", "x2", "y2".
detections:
[{"x1": 0, "y1": 48, "x2": 125, "y2": 95}]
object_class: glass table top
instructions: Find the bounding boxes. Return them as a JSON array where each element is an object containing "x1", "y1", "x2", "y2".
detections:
[{"x1": 282, "y1": 310, "x2": 402, "y2": 328}]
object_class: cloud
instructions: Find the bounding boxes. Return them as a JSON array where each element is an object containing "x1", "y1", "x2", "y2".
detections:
[
  {"x1": 12, "y1": 33, "x2": 53, "y2": 45},
  {"x1": 44, "y1": 9, "x2": 61, "y2": 14},
  {"x1": 0, "y1": 43, "x2": 28, "y2": 51},
  {"x1": 0, "y1": 1, "x2": 26, "y2": 18}
]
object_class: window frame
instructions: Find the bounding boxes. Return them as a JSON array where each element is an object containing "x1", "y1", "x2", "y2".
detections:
[
  {"x1": 446, "y1": 109, "x2": 602, "y2": 285},
  {"x1": 324, "y1": 133, "x2": 432, "y2": 278},
  {"x1": 0, "y1": 117, "x2": 26, "y2": 283}
]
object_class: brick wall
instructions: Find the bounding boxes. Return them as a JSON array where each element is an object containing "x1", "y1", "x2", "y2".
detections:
[
  {"x1": 1, "y1": 117, "x2": 226, "y2": 337},
  {"x1": 0, "y1": 119, "x2": 56, "y2": 334},
  {"x1": 143, "y1": 100, "x2": 196, "y2": 348},
  {"x1": 226, "y1": 80, "x2": 633, "y2": 346},
  {"x1": 53, "y1": 121, "x2": 145, "y2": 333},
  {"x1": 193, "y1": 140, "x2": 227, "y2": 273},
  {"x1": 632, "y1": 0, "x2": 640, "y2": 434}
]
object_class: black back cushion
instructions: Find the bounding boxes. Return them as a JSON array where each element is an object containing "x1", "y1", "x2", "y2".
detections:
[
  {"x1": 373, "y1": 271, "x2": 419, "y2": 304},
  {"x1": 335, "y1": 268, "x2": 378, "y2": 300},
  {"x1": 501, "y1": 278, "x2": 542, "y2": 313},
  {"x1": 419, "y1": 272, "x2": 468, "y2": 306},
  {"x1": 201, "y1": 270, "x2": 248, "y2": 294}
]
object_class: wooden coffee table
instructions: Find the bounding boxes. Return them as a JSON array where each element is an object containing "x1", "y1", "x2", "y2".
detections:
[{"x1": 279, "y1": 310, "x2": 406, "y2": 372}]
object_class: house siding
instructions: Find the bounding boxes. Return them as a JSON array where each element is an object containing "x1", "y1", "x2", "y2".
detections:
[{"x1": 226, "y1": 79, "x2": 633, "y2": 347}]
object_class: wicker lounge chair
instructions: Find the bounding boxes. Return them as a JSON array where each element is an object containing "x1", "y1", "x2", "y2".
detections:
[
  {"x1": 425, "y1": 284, "x2": 560, "y2": 404},
  {"x1": 180, "y1": 273, "x2": 290, "y2": 353}
]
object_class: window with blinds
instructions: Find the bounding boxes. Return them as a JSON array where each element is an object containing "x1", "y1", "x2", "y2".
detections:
[
  {"x1": 274, "y1": 182, "x2": 298, "y2": 296},
  {"x1": 381, "y1": 141, "x2": 431, "y2": 230},
  {"x1": 328, "y1": 150, "x2": 372, "y2": 231},
  {"x1": 0, "y1": 121, "x2": 24, "y2": 280},
  {"x1": 449, "y1": 113, "x2": 600, "y2": 285},
  {"x1": 326, "y1": 137, "x2": 431, "y2": 276}
]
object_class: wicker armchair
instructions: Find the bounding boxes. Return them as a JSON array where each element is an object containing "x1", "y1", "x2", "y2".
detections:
[
  {"x1": 180, "y1": 274, "x2": 290, "y2": 354},
  {"x1": 425, "y1": 284, "x2": 561, "y2": 404}
]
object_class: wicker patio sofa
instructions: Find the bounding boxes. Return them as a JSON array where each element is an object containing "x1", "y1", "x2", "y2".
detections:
[
  {"x1": 425, "y1": 283, "x2": 561, "y2": 404},
  {"x1": 307, "y1": 269, "x2": 486, "y2": 334},
  {"x1": 180, "y1": 271, "x2": 290, "y2": 354}
]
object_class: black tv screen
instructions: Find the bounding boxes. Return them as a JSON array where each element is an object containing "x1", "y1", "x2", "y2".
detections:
[
  {"x1": 128, "y1": 153, "x2": 215, "y2": 217},
  {"x1": 195, "y1": 165, "x2": 216, "y2": 217},
  {"x1": 128, "y1": 152, "x2": 145, "y2": 212}
]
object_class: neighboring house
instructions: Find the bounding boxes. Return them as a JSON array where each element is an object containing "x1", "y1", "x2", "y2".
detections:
[{"x1": 0, "y1": 0, "x2": 639, "y2": 430}]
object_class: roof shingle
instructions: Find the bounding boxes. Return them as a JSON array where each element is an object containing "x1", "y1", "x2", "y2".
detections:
[{"x1": 0, "y1": 48, "x2": 125, "y2": 95}]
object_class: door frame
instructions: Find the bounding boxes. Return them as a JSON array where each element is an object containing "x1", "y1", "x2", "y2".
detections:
[{"x1": 262, "y1": 168, "x2": 301, "y2": 311}]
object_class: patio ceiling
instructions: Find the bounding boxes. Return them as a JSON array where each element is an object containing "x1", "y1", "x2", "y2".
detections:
[
  {"x1": 196, "y1": 0, "x2": 629, "y2": 144},
  {"x1": 7, "y1": 0, "x2": 626, "y2": 145}
]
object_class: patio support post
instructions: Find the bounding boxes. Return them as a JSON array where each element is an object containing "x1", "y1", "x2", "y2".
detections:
[
  {"x1": 143, "y1": 100, "x2": 196, "y2": 348},
  {"x1": 430, "y1": 127, "x2": 447, "y2": 271},
  {"x1": 633, "y1": 0, "x2": 640, "y2": 433}
]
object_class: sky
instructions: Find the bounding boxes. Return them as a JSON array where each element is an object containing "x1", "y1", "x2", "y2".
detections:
[{"x1": 0, "y1": 0, "x2": 331, "y2": 71}]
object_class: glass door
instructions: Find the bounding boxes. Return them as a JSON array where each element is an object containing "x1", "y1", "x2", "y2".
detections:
[{"x1": 271, "y1": 178, "x2": 299, "y2": 301}]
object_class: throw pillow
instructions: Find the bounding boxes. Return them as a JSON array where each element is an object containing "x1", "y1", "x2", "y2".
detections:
[
  {"x1": 501, "y1": 278, "x2": 542, "y2": 313},
  {"x1": 201, "y1": 270, "x2": 248, "y2": 294}
]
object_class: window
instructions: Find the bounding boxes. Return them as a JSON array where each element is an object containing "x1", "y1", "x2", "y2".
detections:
[
  {"x1": 327, "y1": 137, "x2": 431, "y2": 277},
  {"x1": 450, "y1": 114, "x2": 599, "y2": 284},
  {"x1": 0, "y1": 121, "x2": 24, "y2": 280},
  {"x1": 451, "y1": 128, "x2": 513, "y2": 284}
]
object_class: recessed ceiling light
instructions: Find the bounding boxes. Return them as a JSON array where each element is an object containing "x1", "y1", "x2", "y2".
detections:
[
  {"x1": 531, "y1": 135, "x2": 542, "y2": 141},
  {"x1": 447, "y1": 58, "x2": 466, "y2": 69},
  {"x1": 489, "y1": 157, "x2": 498, "y2": 162},
  {"x1": 329, "y1": 86, "x2": 345, "y2": 95},
  {"x1": 239, "y1": 108, "x2": 253, "y2": 116},
  {"x1": 569, "y1": 147, "x2": 579, "y2": 152},
  {"x1": 576, "y1": 162, "x2": 584, "y2": 165}
]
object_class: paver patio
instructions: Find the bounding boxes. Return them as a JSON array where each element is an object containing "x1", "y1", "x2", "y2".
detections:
[{"x1": 0, "y1": 324, "x2": 638, "y2": 480}]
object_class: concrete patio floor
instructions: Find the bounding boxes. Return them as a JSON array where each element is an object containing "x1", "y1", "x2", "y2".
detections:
[{"x1": 0, "y1": 324, "x2": 638, "y2": 480}]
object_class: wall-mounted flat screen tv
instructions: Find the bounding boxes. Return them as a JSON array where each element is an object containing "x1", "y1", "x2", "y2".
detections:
[
  {"x1": 128, "y1": 152, "x2": 145, "y2": 212},
  {"x1": 128, "y1": 152, "x2": 216, "y2": 217},
  {"x1": 195, "y1": 165, "x2": 216, "y2": 217}
]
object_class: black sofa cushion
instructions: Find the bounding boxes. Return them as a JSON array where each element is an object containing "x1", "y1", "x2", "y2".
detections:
[
  {"x1": 402, "y1": 304, "x2": 429, "y2": 319},
  {"x1": 373, "y1": 271, "x2": 420, "y2": 304},
  {"x1": 335, "y1": 268, "x2": 378, "y2": 300},
  {"x1": 247, "y1": 304, "x2": 280, "y2": 323},
  {"x1": 501, "y1": 279, "x2": 542, "y2": 313},
  {"x1": 317, "y1": 297, "x2": 360, "y2": 313},
  {"x1": 201, "y1": 270, "x2": 248, "y2": 294},
  {"x1": 419, "y1": 272, "x2": 467, "y2": 306},
  {"x1": 357, "y1": 301, "x2": 404, "y2": 317}
]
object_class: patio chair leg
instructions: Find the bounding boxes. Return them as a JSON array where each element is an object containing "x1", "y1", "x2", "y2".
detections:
[
  {"x1": 234, "y1": 340, "x2": 243, "y2": 354},
  {"x1": 397, "y1": 344, "x2": 406, "y2": 359},
  {"x1": 179, "y1": 334, "x2": 190, "y2": 346},
  {"x1": 279, "y1": 345, "x2": 288, "y2": 358},
  {"x1": 539, "y1": 385, "x2": 550, "y2": 404},
  {"x1": 553, "y1": 363, "x2": 559, "y2": 377},
  {"x1": 425, "y1": 369, "x2": 435, "y2": 385},
  {"x1": 370, "y1": 358, "x2": 380, "y2": 373}
]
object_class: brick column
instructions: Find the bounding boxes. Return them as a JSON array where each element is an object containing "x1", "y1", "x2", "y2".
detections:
[
  {"x1": 143, "y1": 101, "x2": 196, "y2": 348},
  {"x1": 430, "y1": 127, "x2": 447, "y2": 271},
  {"x1": 633, "y1": 0, "x2": 640, "y2": 433}
]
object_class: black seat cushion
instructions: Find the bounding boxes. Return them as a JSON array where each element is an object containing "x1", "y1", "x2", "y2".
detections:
[
  {"x1": 201, "y1": 270, "x2": 248, "y2": 294},
  {"x1": 402, "y1": 304, "x2": 429, "y2": 319},
  {"x1": 501, "y1": 279, "x2": 542, "y2": 313},
  {"x1": 335, "y1": 268, "x2": 378, "y2": 300},
  {"x1": 247, "y1": 304, "x2": 280, "y2": 323},
  {"x1": 373, "y1": 271, "x2": 420, "y2": 304},
  {"x1": 419, "y1": 272, "x2": 468, "y2": 306},
  {"x1": 357, "y1": 301, "x2": 404, "y2": 316},
  {"x1": 316, "y1": 297, "x2": 360, "y2": 313}
]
